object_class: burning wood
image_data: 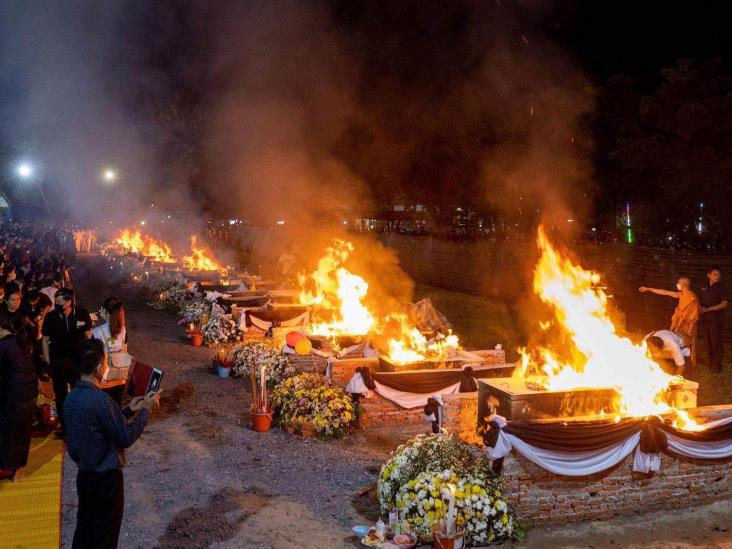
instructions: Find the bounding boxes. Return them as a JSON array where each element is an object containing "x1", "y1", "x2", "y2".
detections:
[
  {"x1": 298, "y1": 239, "x2": 375, "y2": 337},
  {"x1": 297, "y1": 239, "x2": 461, "y2": 363},
  {"x1": 379, "y1": 313, "x2": 460, "y2": 365},
  {"x1": 112, "y1": 229, "x2": 175, "y2": 263},
  {"x1": 181, "y1": 236, "x2": 228, "y2": 275},
  {"x1": 515, "y1": 226, "x2": 698, "y2": 430}
]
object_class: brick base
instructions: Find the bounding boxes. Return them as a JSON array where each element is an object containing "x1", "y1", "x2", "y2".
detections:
[
  {"x1": 443, "y1": 396, "x2": 732, "y2": 525},
  {"x1": 286, "y1": 354, "x2": 328, "y2": 375},
  {"x1": 504, "y1": 447, "x2": 732, "y2": 525}
]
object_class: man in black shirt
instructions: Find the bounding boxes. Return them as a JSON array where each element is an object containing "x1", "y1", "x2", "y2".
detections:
[
  {"x1": 699, "y1": 266, "x2": 728, "y2": 372},
  {"x1": 42, "y1": 288, "x2": 93, "y2": 434}
]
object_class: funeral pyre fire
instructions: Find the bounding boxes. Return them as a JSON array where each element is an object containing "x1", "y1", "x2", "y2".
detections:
[
  {"x1": 298, "y1": 239, "x2": 375, "y2": 337},
  {"x1": 112, "y1": 229, "x2": 175, "y2": 263},
  {"x1": 380, "y1": 313, "x2": 460, "y2": 364},
  {"x1": 181, "y1": 236, "x2": 227, "y2": 275},
  {"x1": 298, "y1": 239, "x2": 460, "y2": 362},
  {"x1": 516, "y1": 226, "x2": 697, "y2": 429}
]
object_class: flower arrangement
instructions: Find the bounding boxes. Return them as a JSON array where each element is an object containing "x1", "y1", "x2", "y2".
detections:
[
  {"x1": 202, "y1": 310, "x2": 239, "y2": 345},
  {"x1": 147, "y1": 278, "x2": 190, "y2": 312},
  {"x1": 211, "y1": 343, "x2": 234, "y2": 369},
  {"x1": 377, "y1": 434, "x2": 473, "y2": 513},
  {"x1": 230, "y1": 340, "x2": 295, "y2": 386},
  {"x1": 271, "y1": 373, "x2": 356, "y2": 439},
  {"x1": 377, "y1": 435, "x2": 521, "y2": 546},
  {"x1": 178, "y1": 298, "x2": 211, "y2": 327},
  {"x1": 394, "y1": 467, "x2": 517, "y2": 545}
]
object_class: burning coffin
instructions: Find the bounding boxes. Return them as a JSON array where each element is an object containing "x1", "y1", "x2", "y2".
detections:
[
  {"x1": 378, "y1": 350, "x2": 506, "y2": 372},
  {"x1": 477, "y1": 377, "x2": 699, "y2": 422}
]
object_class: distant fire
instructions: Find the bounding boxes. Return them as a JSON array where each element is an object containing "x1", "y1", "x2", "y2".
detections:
[
  {"x1": 516, "y1": 226, "x2": 697, "y2": 429},
  {"x1": 113, "y1": 229, "x2": 175, "y2": 263},
  {"x1": 181, "y1": 236, "x2": 227, "y2": 274}
]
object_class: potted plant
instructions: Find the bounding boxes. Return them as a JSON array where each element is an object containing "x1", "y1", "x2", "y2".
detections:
[
  {"x1": 250, "y1": 364, "x2": 273, "y2": 432},
  {"x1": 212, "y1": 345, "x2": 233, "y2": 378},
  {"x1": 191, "y1": 318, "x2": 206, "y2": 347}
]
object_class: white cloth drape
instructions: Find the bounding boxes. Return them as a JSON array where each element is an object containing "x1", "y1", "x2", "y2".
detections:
[
  {"x1": 486, "y1": 413, "x2": 732, "y2": 476},
  {"x1": 205, "y1": 291, "x2": 231, "y2": 302},
  {"x1": 373, "y1": 380, "x2": 461, "y2": 409},
  {"x1": 666, "y1": 434, "x2": 732, "y2": 460},
  {"x1": 632, "y1": 446, "x2": 661, "y2": 473},
  {"x1": 345, "y1": 372, "x2": 373, "y2": 398},
  {"x1": 280, "y1": 311, "x2": 310, "y2": 327},
  {"x1": 248, "y1": 315, "x2": 273, "y2": 331},
  {"x1": 489, "y1": 429, "x2": 642, "y2": 476}
]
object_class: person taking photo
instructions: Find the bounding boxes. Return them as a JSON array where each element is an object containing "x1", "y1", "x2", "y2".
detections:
[{"x1": 64, "y1": 339, "x2": 158, "y2": 549}]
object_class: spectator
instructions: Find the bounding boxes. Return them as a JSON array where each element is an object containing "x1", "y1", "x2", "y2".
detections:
[
  {"x1": 92, "y1": 297, "x2": 128, "y2": 405},
  {"x1": 1, "y1": 284, "x2": 23, "y2": 323},
  {"x1": 64, "y1": 339, "x2": 157, "y2": 549},
  {"x1": 699, "y1": 266, "x2": 729, "y2": 372},
  {"x1": 42, "y1": 287, "x2": 93, "y2": 436},
  {"x1": 41, "y1": 276, "x2": 60, "y2": 300},
  {"x1": 0, "y1": 312, "x2": 38, "y2": 482},
  {"x1": 21, "y1": 289, "x2": 53, "y2": 377},
  {"x1": 3, "y1": 265, "x2": 17, "y2": 286}
]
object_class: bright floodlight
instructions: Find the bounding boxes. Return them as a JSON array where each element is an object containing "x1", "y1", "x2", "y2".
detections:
[
  {"x1": 103, "y1": 169, "x2": 117, "y2": 182},
  {"x1": 16, "y1": 163, "x2": 33, "y2": 179}
]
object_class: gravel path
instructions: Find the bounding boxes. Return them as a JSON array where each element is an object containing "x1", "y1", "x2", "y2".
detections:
[{"x1": 60, "y1": 256, "x2": 732, "y2": 548}]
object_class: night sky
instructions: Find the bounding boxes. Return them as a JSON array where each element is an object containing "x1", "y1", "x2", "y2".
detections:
[
  {"x1": 551, "y1": 1, "x2": 732, "y2": 81},
  {"x1": 1, "y1": 1, "x2": 730, "y2": 229}
]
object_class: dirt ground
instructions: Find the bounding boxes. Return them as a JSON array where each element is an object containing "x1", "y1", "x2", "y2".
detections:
[{"x1": 60, "y1": 256, "x2": 732, "y2": 548}]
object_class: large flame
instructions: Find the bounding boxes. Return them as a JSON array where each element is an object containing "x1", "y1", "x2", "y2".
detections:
[
  {"x1": 181, "y1": 236, "x2": 227, "y2": 275},
  {"x1": 382, "y1": 313, "x2": 460, "y2": 364},
  {"x1": 299, "y1": 240, "x2": 375, "y2": 337},
  {"x1": 519, "y1": 226, "x2": 697, "y2": 428},
  {"x1": 113, "y1": 229, "x2": 175, "y2": 263}
]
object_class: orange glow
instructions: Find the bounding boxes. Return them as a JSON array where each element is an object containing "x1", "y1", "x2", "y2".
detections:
[
  {"x1": 181, "y1": 236, "x2": 227, "y2": 274},
  {"x1": 381, "y1": 312, "x2": 460, "y2": 364},
  {"x1": 298, "y1": 240, "x2": 375, "y2": 336},
  {"x1": 517, "y1": 226, "x2": 698, "y2": 430},
  {"x1": 113, "y1": 229, "x2": 175, "y2": 263}
]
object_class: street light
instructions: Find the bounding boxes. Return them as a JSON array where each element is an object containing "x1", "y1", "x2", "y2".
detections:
[
  {"x1": 16, "y1": 162, "x2": 34, "y2": 179},
  {"x1": 103, "y1": 168, "x2": 117, "y2": 183},
  {"x1": 12, "y1": 160, "x2": 51, "y2": 217}
]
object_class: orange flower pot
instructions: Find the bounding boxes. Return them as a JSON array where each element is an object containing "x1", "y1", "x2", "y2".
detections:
[
  {"x1": 251, "y1": 411, "x2": 273, "y2": 432},
  {"x1": 191, "y1": 334, "x2": 204, "y2": 347}
]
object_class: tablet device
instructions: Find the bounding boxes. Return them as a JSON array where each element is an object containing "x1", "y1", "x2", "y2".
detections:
[{"x1": 146, "y1": 368, "x2": 164, "y2": 398}]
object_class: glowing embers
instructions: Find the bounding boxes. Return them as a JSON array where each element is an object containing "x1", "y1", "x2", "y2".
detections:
[
  {"x1": 515, "y1": 226, "x2": 698, "y2": 430},
  {"x1": 379, "y1": 312, "x2": 460, "y2": 366}
]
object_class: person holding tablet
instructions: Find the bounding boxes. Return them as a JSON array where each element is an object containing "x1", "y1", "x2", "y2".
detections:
[{"x1": 64, "y1": 339, "x2": 158, "y2": 549}]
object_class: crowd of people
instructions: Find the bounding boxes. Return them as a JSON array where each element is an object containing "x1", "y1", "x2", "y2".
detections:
[{"x1": 0, "y1": 220, "x2": 157, "y2": 548}]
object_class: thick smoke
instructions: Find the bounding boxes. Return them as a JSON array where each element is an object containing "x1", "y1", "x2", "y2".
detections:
[
  {"x1": 202, "y1": 1, "x2": 371, "y2": 230},
  {"x1": 0, "y1": 1, "x2": 205, "y2": 246}
]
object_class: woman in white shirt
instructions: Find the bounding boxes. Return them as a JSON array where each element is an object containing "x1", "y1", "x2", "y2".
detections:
[{"x1": 92, "y1": 297, "x2": 128, "y2": 404}]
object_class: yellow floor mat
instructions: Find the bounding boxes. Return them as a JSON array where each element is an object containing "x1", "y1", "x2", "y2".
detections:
[{"x1": 0, "y1": 435, "x2": 64, "y2": 549}]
